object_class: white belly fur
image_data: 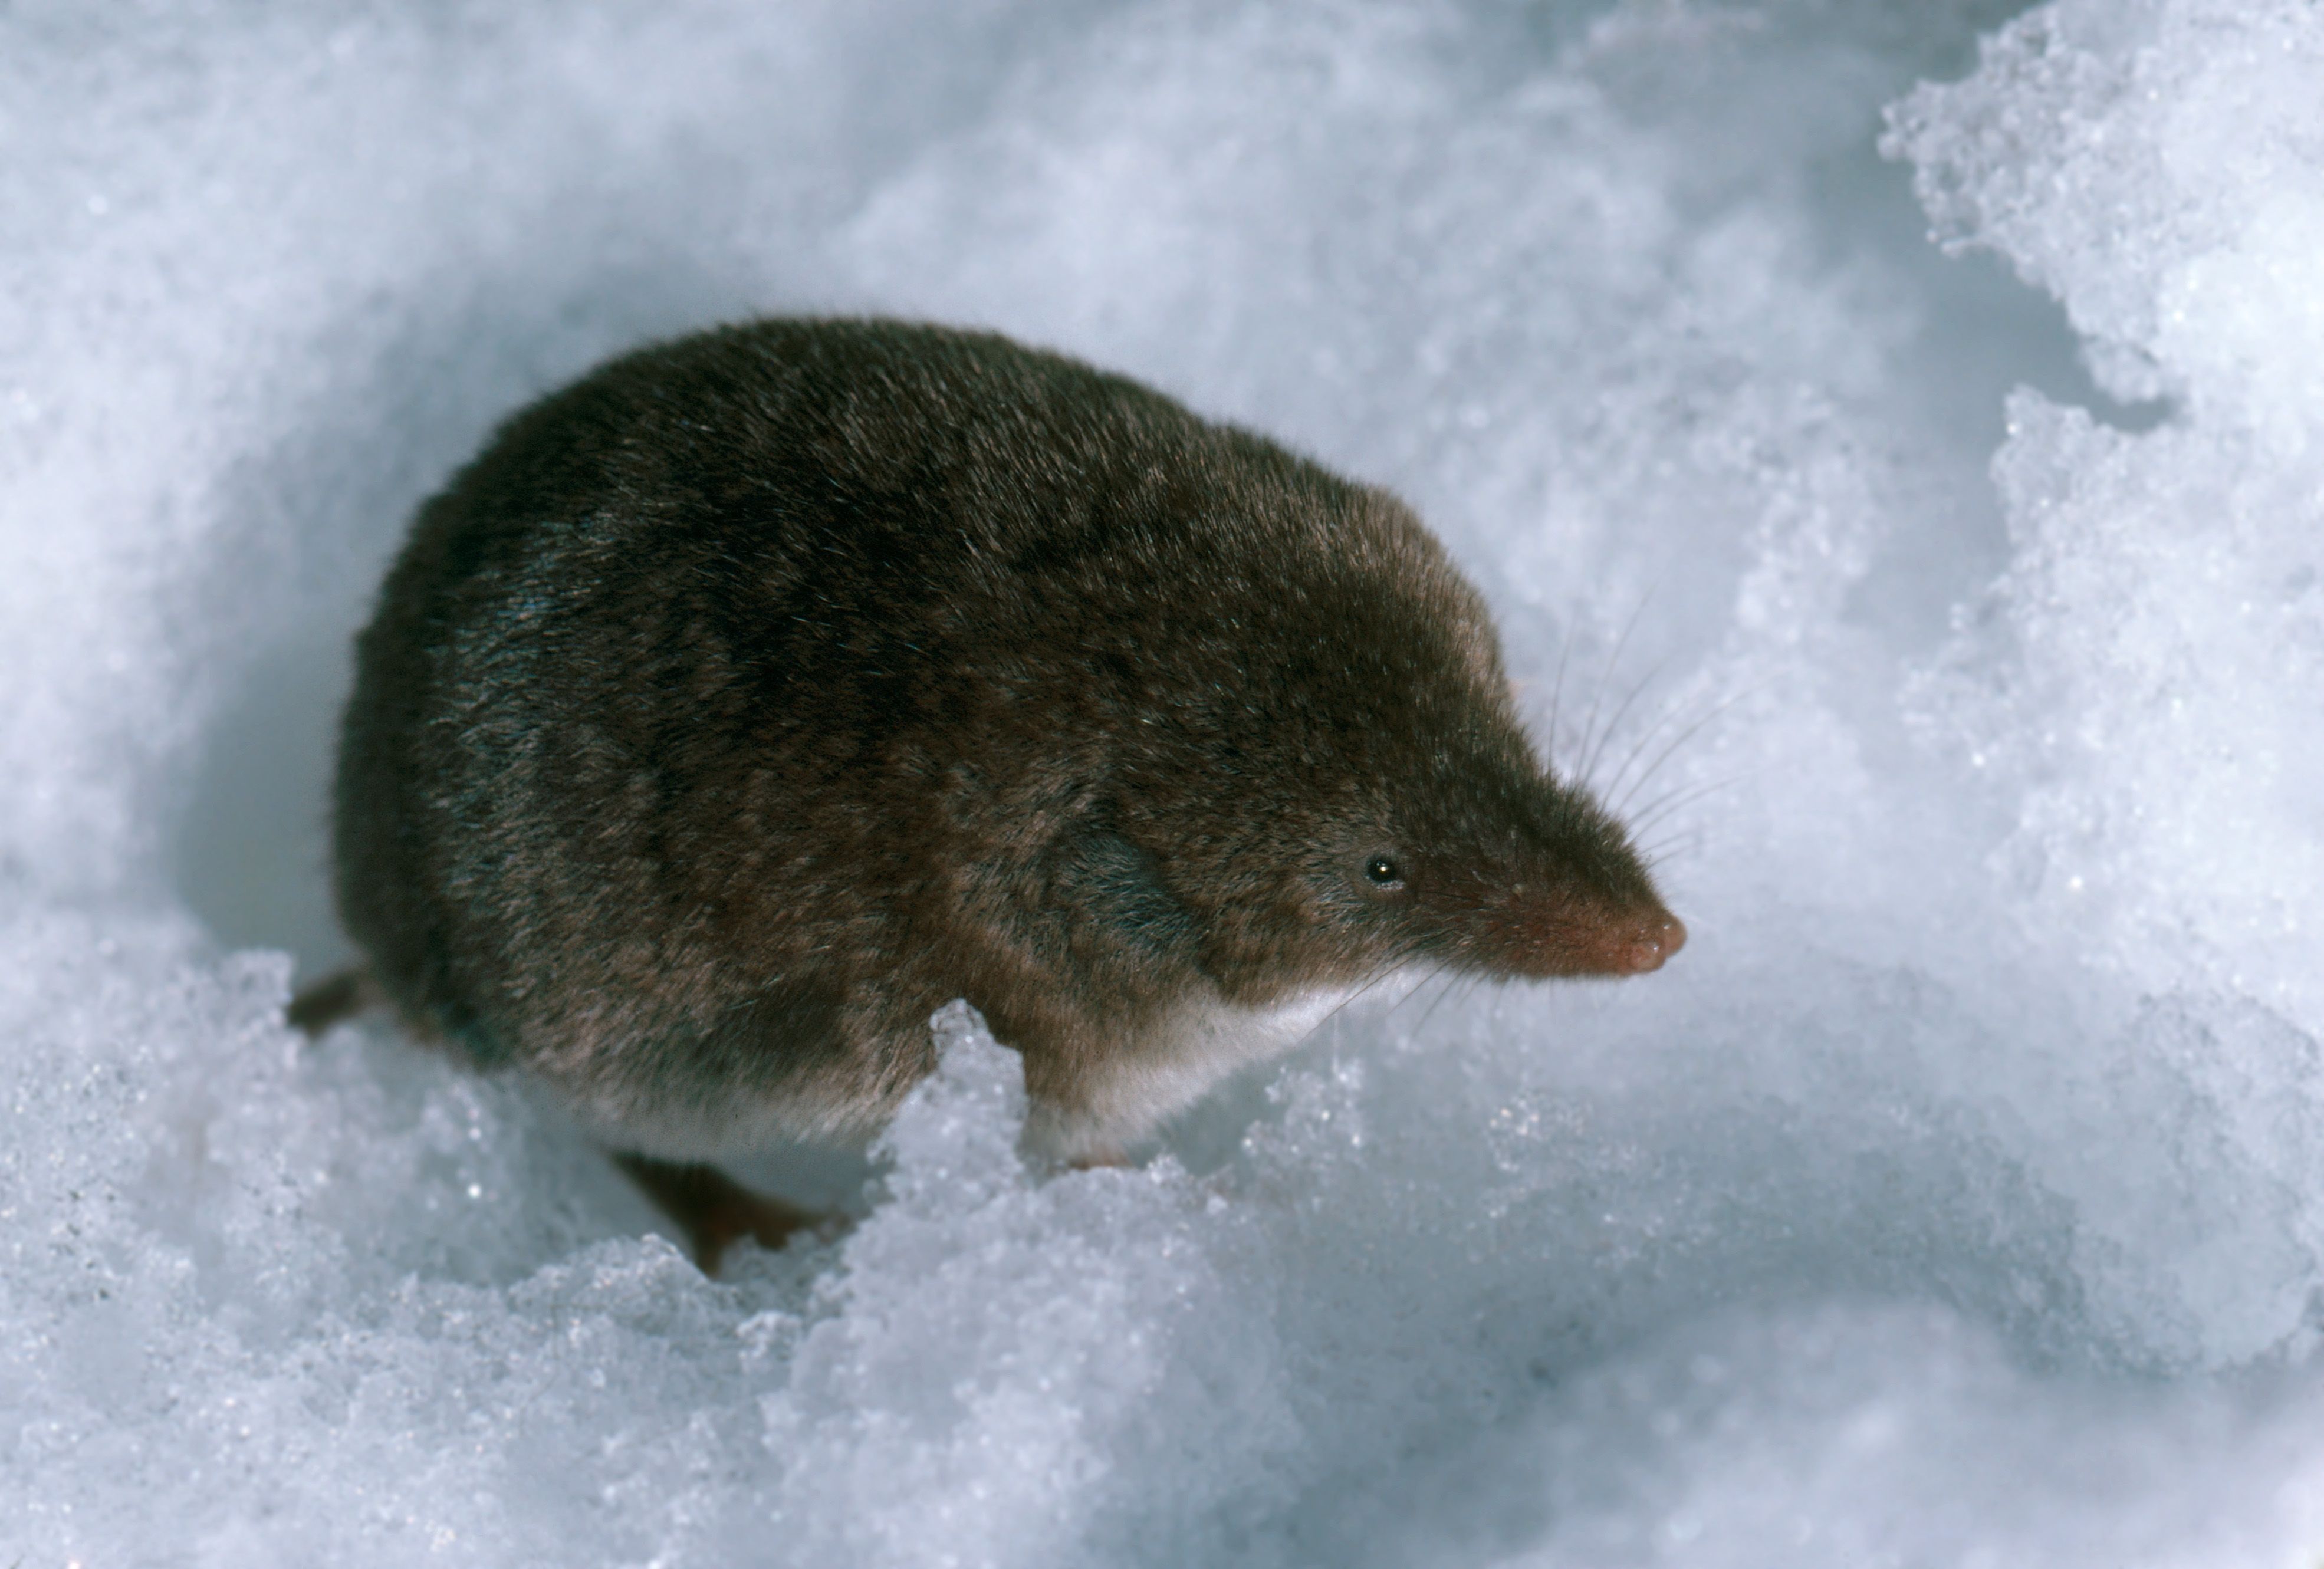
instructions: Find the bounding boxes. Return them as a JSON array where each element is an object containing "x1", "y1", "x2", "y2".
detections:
[
  {"x1": 1029, "y1": 968, "x2": 1425, "y2": 1163},
  {"x1": 587, "y1": 971, "x2": 1428, "y2": 1166}
]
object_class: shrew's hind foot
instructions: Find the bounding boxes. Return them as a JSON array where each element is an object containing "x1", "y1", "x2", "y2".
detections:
[
  {"x1": 287, "y1": 966, "x2": 381, "y2": 1038},
  {"x1": 613, "y1": 1153, "x2": 834, "y2": 1277}
]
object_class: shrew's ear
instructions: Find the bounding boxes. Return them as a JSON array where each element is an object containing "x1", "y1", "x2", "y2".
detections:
[{"x1": 1047, "y1": 827, "x2": 1196, "y2": 958}]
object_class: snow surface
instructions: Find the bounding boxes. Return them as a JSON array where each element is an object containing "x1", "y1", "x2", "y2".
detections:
[{"x1": 8, "y1": 0, "x2": 2324, "y2": 1563}]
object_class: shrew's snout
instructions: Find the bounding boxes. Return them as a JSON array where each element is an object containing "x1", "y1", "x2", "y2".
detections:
[
  {"x1": 1603, "y1": 909, "x2": 1686, "y2": 974},
  {"x1": 1468, "y1": 889, "x2": 1688, "y2": 979},
  {"x1": 1543, "y1": 900, "x2": 1687, "y2": 978}
]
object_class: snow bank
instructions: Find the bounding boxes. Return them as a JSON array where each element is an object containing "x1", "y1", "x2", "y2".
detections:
[{"x1": 7, "y1": 1, "x2": 2324, "y2": 1563}]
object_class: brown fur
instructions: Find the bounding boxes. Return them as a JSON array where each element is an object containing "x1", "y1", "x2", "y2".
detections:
[{"x1": 329, "y1": 318, "x2": 1681, "y2": 1163}]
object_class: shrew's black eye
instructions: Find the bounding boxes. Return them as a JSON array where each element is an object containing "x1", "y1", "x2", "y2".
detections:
[{"x1": 1365, "y1": 855, "x2": 1403, "y2": 888}]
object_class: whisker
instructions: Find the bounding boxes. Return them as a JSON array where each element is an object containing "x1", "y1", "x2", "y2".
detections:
[
  {"x1": 1578, "y1": 656, "x2": 1669, "y2": 793},
  {"x1": 1638, "y1": 813, "x2": 1717, "y2": 858},
  {"x1": 1610, "y1": 671, "x2": 1788, "y2": 817},
  {"x1": 1623, "y1": 773, "x2": 1748, "y2": 840},
  {"x1": 1596, "y1": 682, "x2": 1720, "y2": 807},
  {"x1": 1461, "y1": 973, "x2": 1490, "y2": 1029},
  {"x1": 1410, "y1": 965, "x2": 1467, "y2": 1039},
  {"x1": 1636, "y1": 830, "x2": 1707, "y2": 870},
  {"x1": 1314, "y1": 963, "x2": 1408, "y2": 1035},
  {"x1": 1626, "y1": 776, "x2": 1738, "y2": 837},
  {"x1": 1546, "y1": 611, "x2": 1578, "y2": 768},
  {"x1": 1574, "y1": 586, "x2": 1655, "y2": 788},
  {"x1": 1383, "y1": 961, "x2": 1451, "y2": 1018}
]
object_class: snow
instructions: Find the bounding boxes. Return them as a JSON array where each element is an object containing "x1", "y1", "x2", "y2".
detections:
[{"x1": 7, "y1": 0, "x2": 2324, "y2": 1563}]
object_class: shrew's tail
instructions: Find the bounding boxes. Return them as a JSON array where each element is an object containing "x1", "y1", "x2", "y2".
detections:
[{"x1": 287, "y1": 966, "x2": 381, "y2": 1038}]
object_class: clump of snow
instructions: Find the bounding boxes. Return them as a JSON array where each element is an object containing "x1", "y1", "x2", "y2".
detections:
[
  {"x1": 8, "y1": 1, "x2": 2324, "y2": 1564},
  {"x1": 1888, "y1": 0, "x2": 2324, "y2": 1370}
]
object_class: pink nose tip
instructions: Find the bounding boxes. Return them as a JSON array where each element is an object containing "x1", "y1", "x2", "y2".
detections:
[{"x1": 1618, "y1": 913, "x2": 1687, "y2": 974}]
